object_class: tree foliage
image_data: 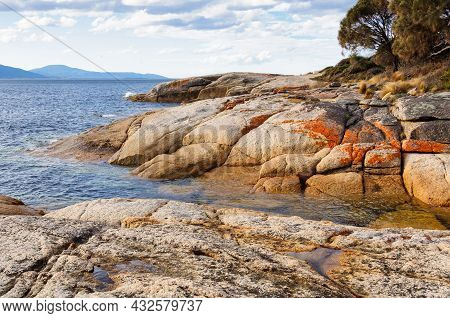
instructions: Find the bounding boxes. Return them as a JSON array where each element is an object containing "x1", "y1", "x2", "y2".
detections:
[
  {"x1": 389, "y1": 0, "x2": 450, "y2": 61},
  {"x1": 338, "y1": 0, "x2": 398, "y2": 68}
]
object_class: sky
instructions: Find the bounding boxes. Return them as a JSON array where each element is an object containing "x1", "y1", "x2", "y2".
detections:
[{"x1": 0, "y1": 0, "x2": 357, "y2": 78}]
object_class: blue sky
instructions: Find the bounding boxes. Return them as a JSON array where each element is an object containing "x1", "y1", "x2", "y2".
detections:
[{"x1": 0, "y1": 0, "x2": 356, "y2": 77}]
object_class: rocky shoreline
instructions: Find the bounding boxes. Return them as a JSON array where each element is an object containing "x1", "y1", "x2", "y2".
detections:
[
  {"x1": 8, "y1": 72, "x2": 447, "y2": 298},
  {"x1": 42, "y1": 72, "x2": 449, "y2": 207},
  {"x1": 1, "y1": 196, "x2": 449, "y2": 297}
]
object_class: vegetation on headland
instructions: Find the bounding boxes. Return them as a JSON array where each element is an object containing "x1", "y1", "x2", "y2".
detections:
[{"x1": 320, "y1": 0, "x2": 449, "y2": 96}]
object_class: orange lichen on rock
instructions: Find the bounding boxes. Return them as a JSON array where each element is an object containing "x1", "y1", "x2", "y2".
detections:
[
  {"x1": 221, "y1": 97, "x2": 249, "y2": 111},
  {"x1": 402, "y1": 140, "x2": 450, "y2": 153},
  {"x1": 366, "y1": 152, "x2": 400, "y2": 166},
  {"x1": 372, "y1": 121, "x2": 401, "y2": 150},
  {"x1": 342, "y1": 129, "x2": 359, "y2": 144},
  {"x1": 241, "y1": 114, "x2": 273, "y2": 135},
  {"x1": 300, "y1": 120, "x2": 343, "y2": 148},
  {"x1": 341, "y1": 122, "x2": 385, "y2": 144},
  {"x1": 352, "y1": 143, "x2": 375, "y2": 164},
  {"x1": 339, "y1": 145, "x2": 354, "y2": 166}
]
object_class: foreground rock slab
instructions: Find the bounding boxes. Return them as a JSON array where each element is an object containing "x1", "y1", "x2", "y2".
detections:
[{"x1": 1, "y1": 198, "x2": 448, "y2": 298}]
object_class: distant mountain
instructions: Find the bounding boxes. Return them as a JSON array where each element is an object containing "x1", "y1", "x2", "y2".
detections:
[
  {"x1": 30, "y1": 65, "x2": 168, "y2": 80},
  {"x1": 0, "y1": 65, "x2": 45, "y2": 79}
]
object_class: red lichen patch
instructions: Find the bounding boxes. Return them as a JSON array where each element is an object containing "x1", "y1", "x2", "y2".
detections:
[
  {"x1": 241, "y1": 114, "x2": 273, "y2": 135},
  {"x1": 365, "y1": 146, "x2": 401, "y2": 167},
  {"x1": 221, "y1": 97, "x2": 250, "y2": 111},
  {"x1": 300, "y1": 121, "x2": 342, "y2": 148},
  {"x1": 372, "y1": 121, "x2": 401, "y2": 150},
  {"x1": 351, "y1": 143, "x2": 375, "y2": 164},
  {"x1": 342, "y1": 122, "x2": 384, "y2": 144},
  {"x1": 338, "y1": 144, "x2": 354, "y2": 165},
  {"x1": 366, "y1": 152, "x2": 400, "y2": 166},
  {"x1": 402, "y1": 140, "x2": 450, "y2": 153},
  {"x1": 342, "y1": 129, "x2": 359, "y2": 144},
  {"x1": 277, "y1": 118, "x2": 343, "y2": 148}
]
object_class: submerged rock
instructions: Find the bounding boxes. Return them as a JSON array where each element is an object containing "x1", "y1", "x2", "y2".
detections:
[{"x1": 2, "y1": 198, "x2": 448, "y2": 298}]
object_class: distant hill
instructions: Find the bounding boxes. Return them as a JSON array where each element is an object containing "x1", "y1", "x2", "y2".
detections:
[
  {"x1": 0, "y1": 65, "x2": 45, "y2": 79},
  {"x1": 30, "y1": 65, "x2": 168, "y2": 80}
]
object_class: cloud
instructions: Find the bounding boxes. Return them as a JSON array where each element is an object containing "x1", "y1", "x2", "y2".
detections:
[
  {"x1": 195, "y1": 43, "x2": 233, "y2": 54},
  {"x1": 0, "y1": 27, "x2": 17, "y2": 43},
  {"x1": 23, "y1": 32, "x2": 54, "y2": 42},
  {"x1": 0, "y1": 0, "x2": 357, "y2": 75},
  {"x1": 15, "y1": 15, "x2": 77, "y2": 30},
  {"x1": 206, "y1": 50, "x2": 273, "y2": 65}
]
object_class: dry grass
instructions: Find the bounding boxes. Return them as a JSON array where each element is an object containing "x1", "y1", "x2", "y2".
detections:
[
  {"x1": 358, "y1": 60, "x2": 449, "y2": 98},
  {"x1": 358, "y1": 81, "x2": 367, "y2": 94},
  {"x1": 379, "y1": 78, "x2": 426, "y2": 98},
  {"x1": 364, "y1": 89, "x2": 375, "y2": 99},
  {"x1": 391, "y1": 71, "x2": 405, "y2": 82}
]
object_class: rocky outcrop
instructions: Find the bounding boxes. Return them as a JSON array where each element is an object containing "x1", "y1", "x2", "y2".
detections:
[
  {"x1": 390, "y1": 93, "x2": 450, "y2": 121},
  {"x1": 305, "y1": 173, "x2": 364, "y2": 199},
  {"x1": 0, "y1": 195, "x2": 44, "y2": 216},
  {"x1": 109, "y1": 98, "x2": 227, "y2": 166},
  {"x1": 131, "y1": 73, "x2": 282, "y2": 103},
  {"x1": 44, "y1": 74, "x2": 450, "y2": 207},
  {"x1": 35, "y1": 113, "x2": 149, "y2": 161},
  {"x1": 1, "y1": 198, "x2": 448, "y2": 297},
  {"x1": 403, "y1": 154, "x2": 450, "y2": 206}
]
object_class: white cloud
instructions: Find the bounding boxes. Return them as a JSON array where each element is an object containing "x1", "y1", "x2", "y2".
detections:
[
  {"x1": 195, "y1": 43, "x2": 232, "y2": 54},
  {"x1": 0, "y1": 0, "x2": 356, "y2": 76},
  {"x1": 206, "y1": 50, "x2": 273, "y2": 65},
  {"x1": 15, "y1": 15, "x2": 77, "y2": 30},
  {"x1": 0, "y1": 28, "x2": 17, "y2": 43},
  {"x1": 158, "y1": 48, "x2": 181, "y2": 54},
  {"x1": 23, "y1": 32, "x2": 54, "y2": 42},
  {"x1": 16, "y1": 16, "x2": 55, "y2": 30},
  {"x1": 59, "y1": 16, "x2": 77, "y2": 27}
]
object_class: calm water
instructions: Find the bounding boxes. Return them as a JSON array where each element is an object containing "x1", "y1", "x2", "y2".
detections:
[{"x1": 0, "y1": 79, "x2": 448, "y2": 229}]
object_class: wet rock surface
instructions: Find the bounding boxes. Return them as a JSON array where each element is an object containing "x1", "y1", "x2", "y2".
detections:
[
  {"x1": 1, "y1": 198, "x2": 449, "y2": 298},
  {"x1": 44, "y1": 73, "x2": 450, "y2": 207}
]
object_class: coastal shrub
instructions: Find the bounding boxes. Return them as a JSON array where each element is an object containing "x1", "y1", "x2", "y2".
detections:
[
  {"x1": 389, "y1": 0, "x2": 450, "y2": 62},
  {"x1": 338, "y1": 0, "x2": 399, "y2": 70},
  {"x1": 319, "y1": 55, "x2": 382, "y2": 82},
  {"x1": 440, "y1": 68, "x2": 450, "y2": 90}
]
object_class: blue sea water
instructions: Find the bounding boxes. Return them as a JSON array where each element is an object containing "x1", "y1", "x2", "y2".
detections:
[{"x1": 0, "y1": 79, "x2": 446, "y2": 228}]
